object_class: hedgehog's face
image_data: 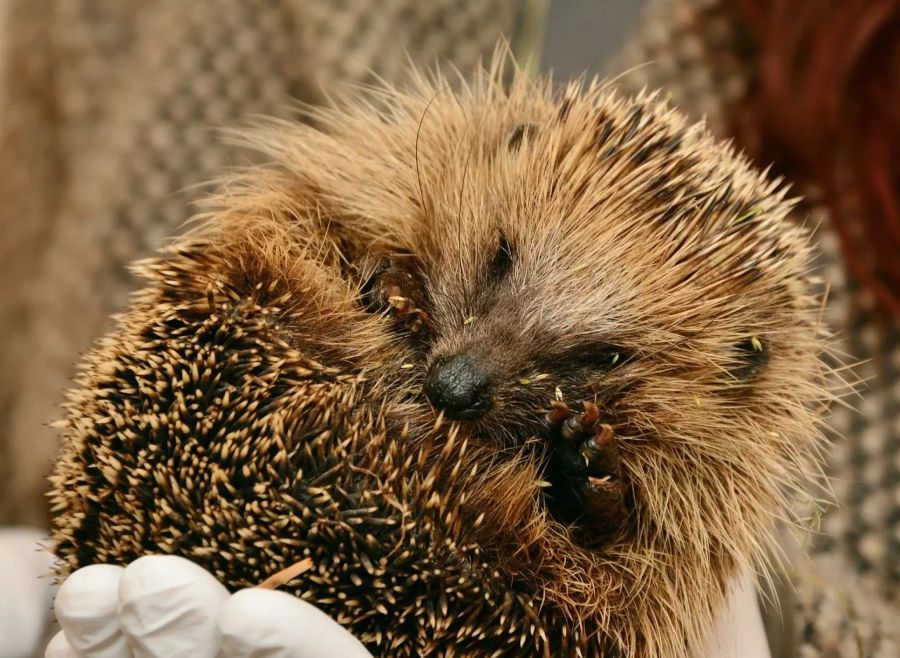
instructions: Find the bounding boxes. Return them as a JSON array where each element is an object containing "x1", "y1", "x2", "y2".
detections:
[
  {"x1": 350, "y1": 91, "x2": 813, "y2": 456},
  {"x1": 411, "y1": 223, "x2": 637, "y2": 442},
  {"x1": 405, "y1": 213, "x2": 769, "y2": 448},
  {"x1": 272, "y1": 82, "x2": 823, "y2": 545}
]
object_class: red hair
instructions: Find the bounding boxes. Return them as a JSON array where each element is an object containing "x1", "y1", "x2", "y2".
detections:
[{"x1": 734, "y1": 0, "x2": 900, "y2": 313}]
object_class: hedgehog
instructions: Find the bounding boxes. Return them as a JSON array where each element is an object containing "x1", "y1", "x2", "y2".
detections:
[{"x1": 48, "y1": 57, "x2": 833, "y2": 658}]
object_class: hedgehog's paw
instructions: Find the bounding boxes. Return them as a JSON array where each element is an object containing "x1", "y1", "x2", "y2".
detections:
[
  {"x1": 543, "y1": 401, "x2": 629, "y2": 544},
  {"x1": 361, "y1": 254, "x2": 430, "y2": 334}
]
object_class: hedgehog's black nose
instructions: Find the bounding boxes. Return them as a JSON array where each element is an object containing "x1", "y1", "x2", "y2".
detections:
[{"x1": 424, "y1": 354, "x2": 493, "y2": 420}]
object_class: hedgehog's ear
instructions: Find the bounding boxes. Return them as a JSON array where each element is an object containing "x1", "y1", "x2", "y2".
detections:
[{"x1": 727, "y1": 336, "x2": 770, "y2": 381}]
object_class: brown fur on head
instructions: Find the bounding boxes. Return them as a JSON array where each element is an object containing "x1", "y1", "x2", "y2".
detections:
[{"x1": 51, "y1": 54, "x2": 833, "y2": 657}]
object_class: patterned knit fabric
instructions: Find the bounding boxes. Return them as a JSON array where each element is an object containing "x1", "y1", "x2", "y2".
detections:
[
  {"x1": 0, "y1": 0, "x2": 528, "y2": 526},
  {"x1": 612, "y1": 1, "x2": 899, "y2": 655}
]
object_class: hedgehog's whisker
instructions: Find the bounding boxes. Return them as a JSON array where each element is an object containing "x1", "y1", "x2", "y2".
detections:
[{"x1": 414, "y1": 87, "x2": 448, "y2": 224}]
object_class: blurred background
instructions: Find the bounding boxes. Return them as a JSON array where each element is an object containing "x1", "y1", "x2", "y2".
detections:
[{"x1": 0, "y1": 1, "x2": 896, "y2": 656}]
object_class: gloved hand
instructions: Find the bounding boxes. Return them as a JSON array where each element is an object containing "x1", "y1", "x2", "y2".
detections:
[
  {"x1": 46, "y1": 554, "x2": 372, "y2": 658},
  {"x1": 2, "y1": 533, "x2": 770, "y2": 658},
  {"x1": 45, "y1": 553, "x2": 770, "y2": 658},
  {"x1": 0, "y1": 528, "x2": 55, "y2": 658},
  {"x1": 702, "y1": 569, "x2": 772, "y2": 658}
]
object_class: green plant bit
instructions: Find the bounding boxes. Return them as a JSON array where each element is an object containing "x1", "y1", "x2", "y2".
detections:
[{"x1": 734, "y1": 206, "x2": 764, "y2": 225}]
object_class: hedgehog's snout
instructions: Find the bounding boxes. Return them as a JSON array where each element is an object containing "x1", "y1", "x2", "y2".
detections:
[{"x1": 424, "y1": 353, "x2": 493, "y2": 420}]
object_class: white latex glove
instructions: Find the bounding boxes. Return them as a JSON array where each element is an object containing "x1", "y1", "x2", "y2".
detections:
[
  {"x1": 0, "y1": 528, "x2": 56, "y2": 658},
  {"x1": 46, "y1": 555, "x2": 372, "y2": 658},
  {"x1": 1, "y1": 543, "x2": 772, "y2": 658},
  {"x1": 43, "y1": 553, "x2": 770, "y2": 658},
  {"x1": 701, "y1": 569, "x2": 772, "y2": 658}
]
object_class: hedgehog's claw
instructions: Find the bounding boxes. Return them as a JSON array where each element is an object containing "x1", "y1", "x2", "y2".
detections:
[
  {"x1": 558, "y1": 401, "x2": 599, "y2": 443},
  {"x1": 405, "y1": 307, "x2": 429, "y2": 333},
  {"x1": 542, "y1": 400, "x2": 628, "y2": 543},
  {"x1": 581, "y1": 401, "x2": 600, "y2": 426},
  {"x1": 387, "y1": 294, "x2": 410, "y2": 311},
  {"x1": 580, "y1": 423, "x2": 620, "y2": 481},
  {"x1": 546, "y1": 400, "x2": 569, "y2": 422},
  {"x1": 362, "y1": 254, "x2": 430, "y2": 336}
]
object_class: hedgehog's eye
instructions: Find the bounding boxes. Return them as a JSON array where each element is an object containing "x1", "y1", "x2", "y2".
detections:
[
  {"x1": 489, "y1": 231, "x2": 514, "y2": 281},
  {"x1": 729, "y1": 337, "x2": 770, "y2": 380},
  {"x1": 561, "y1": 344, "x2": 628, "y2": 372}
]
